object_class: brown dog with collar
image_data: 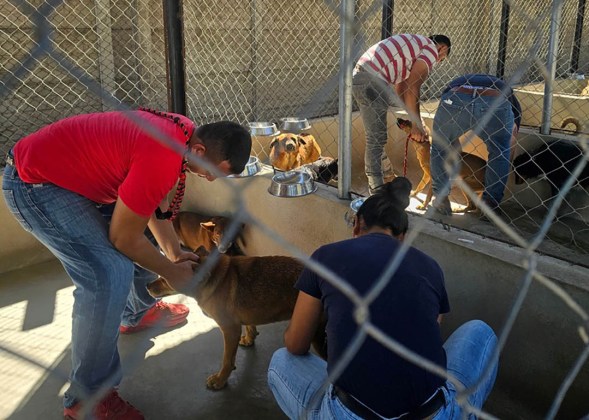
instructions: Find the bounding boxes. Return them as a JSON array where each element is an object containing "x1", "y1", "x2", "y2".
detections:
[
  {"x1": 269, "y1": 132, "x2": 322, "y2": 171},
  {"x1": 147, "y1": 247, "x2": 326, "y2": 390},
  {"x1": 397, "y1": 118, "x2": 486, "y2": 211}
]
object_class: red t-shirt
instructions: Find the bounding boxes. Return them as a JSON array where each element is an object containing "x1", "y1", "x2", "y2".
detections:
[{"x1": 13, "y1": 110, "x2": 195, "y2": 218}]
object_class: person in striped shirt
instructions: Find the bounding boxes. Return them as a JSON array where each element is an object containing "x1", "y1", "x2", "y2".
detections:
[{"x1": 352, "y1": 34, "x2": 451, "y2": 194}]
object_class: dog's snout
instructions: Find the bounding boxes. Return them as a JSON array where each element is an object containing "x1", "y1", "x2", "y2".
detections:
[{"x1": 285, "y1": 142, "x2": 297, "y2": 152}]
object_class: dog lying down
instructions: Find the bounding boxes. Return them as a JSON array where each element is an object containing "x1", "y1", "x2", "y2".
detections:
[
  {"x1": 147, "y1": 247, "x2": 326, "y2": 390},
  {"x1": 396, "y1": 118, "x2": 487, "y2": 211},
  {"x1": 173, "y1": 211, "x2": 243, "y2": 255}
]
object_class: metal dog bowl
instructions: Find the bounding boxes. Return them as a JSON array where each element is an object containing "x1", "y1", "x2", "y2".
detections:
[
  {"x1": 280, "y1": 117, "x2": 311, "y2": 133},
  {"x1": 268, "y1": 171, "x2": 317, "y2": 197},
  {"x1": 229, "y1": 156, "x2": 262, "y2": 178},
  {"x1": 248, "y1": 122, "x2": 280, "y2": 137},
  {"x1": 350, "y1": 197, "x2": 366, "y2": 213},
  {"x1": 344, "y1": 197, "x2": 366, "y2": 226}
]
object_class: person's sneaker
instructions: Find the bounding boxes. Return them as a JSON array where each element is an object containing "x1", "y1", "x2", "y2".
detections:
[
  {"x1": 430, "y1": 196, "x2": 452, "y2": 216},
  {"x1": 119, "y1": 301, "x2": 189, "y2": 334},
  {"x1": 64, "y1": 389, "x2": 144, "y2": 419}
]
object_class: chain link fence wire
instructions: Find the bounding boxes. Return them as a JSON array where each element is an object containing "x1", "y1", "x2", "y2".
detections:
[{"x1": 0, "y1": 0, "x2": 588, "y2": 419}]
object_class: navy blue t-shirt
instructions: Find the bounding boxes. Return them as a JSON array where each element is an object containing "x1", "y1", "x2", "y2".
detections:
[
  {"x1": 296, "y1": 233, "x2": 449, "y2": 418},
  {"x1": 444, "y1": 73, "x2": 522, "y2": 129}
]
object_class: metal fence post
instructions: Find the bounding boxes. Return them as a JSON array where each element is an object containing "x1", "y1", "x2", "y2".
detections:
[
  {"x1": 541, "y1": 0, "x2": 564, "y2": 135},
  {"x1": 338, "y1": 0, "x2": 354, "y2": 200},
  {"x1": 163, "y1": 0, "x2": 186, "y2": 115}
]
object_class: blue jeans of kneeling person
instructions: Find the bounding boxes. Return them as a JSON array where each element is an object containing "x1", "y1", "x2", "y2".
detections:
[
  {"x1": 268, "y1": 320, "x2": 498, "y2": 419},
  {"x1": 2, "y1": 164, "x2": 158, "y2": 408},
  {"x1": 431, "y1": 90, "x2": 514, "y2": 207}
]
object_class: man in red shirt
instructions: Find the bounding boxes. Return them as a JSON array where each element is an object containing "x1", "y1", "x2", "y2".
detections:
[
  {"x1": 2, "y1": 109, "x2": 251, "y2": 419},
  {"x1": 352, "y1": 34, "x2": 451, "y2": 194}
]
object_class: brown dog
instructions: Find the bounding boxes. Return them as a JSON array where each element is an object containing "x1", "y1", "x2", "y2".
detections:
[
  {"x1": 396, "y1": 118, "x2": 486, "y2": 211},
  {"x1": 147, "y1": 247, "x2": 326, "y2": 390},
  {"x1": 269, "y1": 132, "x2": 322, "y2": 171},
  {"x1": 173, "y1": 211, "x2": 242, "y2": 255}
]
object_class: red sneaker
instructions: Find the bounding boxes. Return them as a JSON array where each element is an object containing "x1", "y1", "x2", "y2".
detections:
[
  {"x1": 64, "y1": 389, "x2": 144, "y2": 419},
  {"x1": 119, "y1": 301, "x2": 189, "y2": 334}
]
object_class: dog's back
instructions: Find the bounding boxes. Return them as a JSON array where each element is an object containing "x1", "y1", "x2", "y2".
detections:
[
  {"x1": 217, "y1": 255, "x2": 303, "y2": 324},
  {"x1": 514, "y1": 142, "x2": 588, "y2": 195}
]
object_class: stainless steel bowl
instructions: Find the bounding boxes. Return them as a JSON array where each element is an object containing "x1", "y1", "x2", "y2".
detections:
[
  {"x1": 280, "y1": 117, "x2": 311, "y2": 133},
  {"x1": 268, "y1": 171, "x2": 317, "y2": 197},
  {"x1": 248, "y1": 122, "x2": 280, "y2": 137},
  {"x1": 350, "y1": 197, "x2": 366, "y2": 213},
  {"x1": 344, "y1": 197, "x2": 366, "y2": 226},
  {"x1": 229, "y1": 156, "x2": 262, "y2": 178}
]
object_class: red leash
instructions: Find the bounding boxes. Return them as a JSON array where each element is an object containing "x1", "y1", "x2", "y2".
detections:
[{"x1": 403, "y1": 136, "x2": 410, "y2": 176}]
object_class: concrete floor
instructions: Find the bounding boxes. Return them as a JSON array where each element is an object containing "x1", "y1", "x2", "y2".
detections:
[{"x1": 0, "y1": 260, "x2": 288, "y2": 420}]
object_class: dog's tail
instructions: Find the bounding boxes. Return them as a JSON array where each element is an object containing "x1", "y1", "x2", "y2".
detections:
[{"x1": 561, "y1": 117, "x2": 581, "y2": 133}]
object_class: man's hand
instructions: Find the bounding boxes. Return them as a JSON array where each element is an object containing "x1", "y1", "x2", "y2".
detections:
[
  {"x1": 172, "y1": 250, "x2": 200, "y2": 264},
  {"x1": 164, "y1": 259, "x2": 198, "y2": 292},
  {"x1": 409, "y1": 124, "x2": 425, "y2": 142}
]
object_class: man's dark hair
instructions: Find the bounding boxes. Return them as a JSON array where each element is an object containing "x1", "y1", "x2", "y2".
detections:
[
  {"x1": 196, "y1": 121, "x2": 252, "y2": 174},
  {"x1": 429, "y1": 34, "x2": 451, "y2": 56},
  {"x1": 357, "y1": 177, "x2": 412, "y2": 236}
]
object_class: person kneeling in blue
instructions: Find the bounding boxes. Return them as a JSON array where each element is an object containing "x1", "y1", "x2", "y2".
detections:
[{"x1": 267, "y1": 177, "x2": 499, "y2": 419}]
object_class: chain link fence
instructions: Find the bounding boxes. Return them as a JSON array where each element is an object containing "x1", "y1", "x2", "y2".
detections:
[{"x1": 1, "y1": 0, "x2": 588, "y2": 418}]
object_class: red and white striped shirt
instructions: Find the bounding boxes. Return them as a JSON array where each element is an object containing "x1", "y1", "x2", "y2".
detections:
[{"x1": 355, "y1": 34, "x2": 439, "y2": 86}]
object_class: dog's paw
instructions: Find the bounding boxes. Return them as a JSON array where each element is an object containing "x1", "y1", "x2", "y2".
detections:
[
  {"x1": 239, "y1": 335, "x2": 256, "y2": 346},
  {"x1": 206, "y1": 373, "x2": 229, "y2": 390},
  {"x1": 415, "y1": 203, "x2": 427, "y2": 210}
]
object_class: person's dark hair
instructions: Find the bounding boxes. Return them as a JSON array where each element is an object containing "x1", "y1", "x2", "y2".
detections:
[
  {"x1": 429, "y1": 34, "x2": 451, "y2": 56},
  {"x1": 357, "y1": 177, "x2": 412, "y2": 236},
  {"x1": 195, "y1": 121, "x2": 252, "y2": 174}
]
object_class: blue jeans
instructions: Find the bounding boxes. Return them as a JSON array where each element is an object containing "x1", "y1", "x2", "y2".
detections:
[
  {"x1": 431, "y1": 91, "x2": 514, "y2": 206},
  {"x1": 2, "y1": 164, "x2": 158, "y2": 408},
  {"x1": 352, "y1": 71, "x2": 398, "y2": 194},
  {"x1": 267, "y1": 320, "x2": 498, "y2": 419}
]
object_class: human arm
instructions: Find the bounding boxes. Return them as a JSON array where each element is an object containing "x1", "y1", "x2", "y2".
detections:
[
  {"x1": 395, "y1": 59, "x2": 431, "y2": 142},
  {"x1": 284, "y1": 291, "x2": 323, "y2": 355},
  {"x1": 146, "y1": 198, "x2": 199, "y2": 263},
  {"x1": 109, "y1": 197, "x2": 196, "y2": 285}
]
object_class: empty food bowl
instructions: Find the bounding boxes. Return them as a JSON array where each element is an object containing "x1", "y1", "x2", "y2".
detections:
[
  {"x1": 229, "y1": 156, "x2": 262, "y2": 178},
  {"x1": 344, "y1": 197, "x2": 366, "y2": 226},
  {"x1": 268, "y1": 170, "x2": 317, "y2": 197},
  {"x1": 280, "y1": 117, "x2": 311, "y2": 132},
  {"x1": 248, "y1": 122, "x2": 279, "y2": 137}
]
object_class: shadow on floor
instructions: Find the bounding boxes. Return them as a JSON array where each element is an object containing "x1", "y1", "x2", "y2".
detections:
[{"x1": 8, "y1": 322, "x2": 288, "y2": 420}]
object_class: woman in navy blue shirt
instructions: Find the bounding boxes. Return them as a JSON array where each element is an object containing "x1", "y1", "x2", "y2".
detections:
[{"x1": 268, "y1": 178, "x2": 499, "y2": 419}]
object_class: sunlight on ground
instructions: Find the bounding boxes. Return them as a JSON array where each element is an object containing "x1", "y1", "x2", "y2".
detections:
[
  {"x1": 0, "y1": 276, "x2": 217, "y2": 418},
  {"x1": 144, "y1": 295, "x2": 218, "y2": 358},
  {"x1": 0, "y1": 286, "x2": 73, "y2": 417}
]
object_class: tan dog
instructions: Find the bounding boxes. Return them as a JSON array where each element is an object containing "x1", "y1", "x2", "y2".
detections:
[
  {"x1": 269, "y1": 132, "x2": 322, "y2": 171},
  {"x1": 147, "y1": 247, "x2": 326, "y2": 390},
  {"x1": 173, "y1": 211, "x2": 242, "y2": 255},
  {"x1": 396, "y1": 118, "x2": 486, "y2": 211}
]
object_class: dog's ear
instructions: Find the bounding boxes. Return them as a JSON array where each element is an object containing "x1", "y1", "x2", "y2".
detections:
[
  {"x1": 269, "y1": 138, "x2": 278, "y2": 149},
  {"x1": 200, "y1": 221, "x2": 216, "y2": 233},
  {"x1": 195, "y1": 245, "x2": 210, "y2": 258}
]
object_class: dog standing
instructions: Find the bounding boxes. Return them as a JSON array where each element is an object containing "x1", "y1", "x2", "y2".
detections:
[
  {"x1": 172, "y1": 211, "x2": 243, "y2": 255},
  {"x1": 147, "y1": 247, "x2": 326, "y2": 390},
  {"x1": 269, "y1": 132, "x2": 322, "y2": 171},
  {"x1": 513, "y1": 141, "x2": 589, "y2": 214},
  {"x1": 396, "y1": 118, "x2": 487, "y2": 211}
]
